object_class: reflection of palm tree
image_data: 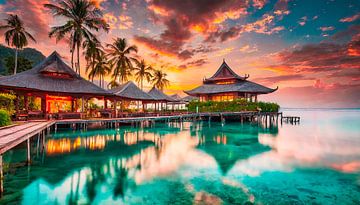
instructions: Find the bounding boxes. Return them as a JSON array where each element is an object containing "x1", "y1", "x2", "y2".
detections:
[
  {"x1": 85, "y1": 163, "x2": 107, "y2": 203},
  {"x1": 113, "y1": 160, "x2": 129, "y2": 198}
]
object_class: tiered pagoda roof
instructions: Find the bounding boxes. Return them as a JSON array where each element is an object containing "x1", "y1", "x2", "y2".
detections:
[{"x1": 185, "y1": 60, "x2": 277, "y2": 96}]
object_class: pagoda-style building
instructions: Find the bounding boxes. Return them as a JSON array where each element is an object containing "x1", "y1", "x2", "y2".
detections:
[{"x1": 184, "y1": 60, "x2": 277, "y2": 102}]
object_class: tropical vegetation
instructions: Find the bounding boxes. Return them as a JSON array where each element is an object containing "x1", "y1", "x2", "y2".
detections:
[
  {"x1": 0, "y1": 109, "x2": 11, "y2": 127},
  {"x1": 151, "y1": 69, "x2": 170, "y2": 91},
  {"x1": 0, "y1": 14, "x2": 36, "y2": 75},
  {"x1": 0, "y1": 0, "x2": 172, "y2": 91},
  {"x1": 133, "y1": 59, "x2": 153, "y2": 90},
  {"x1": 0, "y1": 44, "x2": 45, "y2": 75},
  {"x1": 106, "y1": 38, "x2": 138, "y2": 84},
  {"x1": 44, "y1": 0, "x2": 109, "y2": 74},
  {"x1": 187, "y1": 99, "x2": 280, "y2": 113},
  {"x1": 0, "y1": 92, "x2": 16, "y2": 127}
]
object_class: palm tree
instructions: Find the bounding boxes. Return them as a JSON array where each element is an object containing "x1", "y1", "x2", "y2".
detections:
[
  {"x1": 107, "y1": 79, "x2": 119, "y2": 89},
  {"x1": 83, "y1": 38, "x2": 102, "y2": 81},
  {"x1": 106, "y1": 38, "x2": 138, "y2": 84},
  {"x1": 151, "y1": 69, "x2": 170, "y2": 91},
  {"x1": 133, "y1": 59, "x2": 153, "y2": 90},
  {"x1": 88, "y1": 52, "x2": 111, "y2": 88},
  {"x1": 44, "y1": 0, "x2": 109, "y2": 75},
  {"x1": 0, "y1": 14, "x2": 36, "y2": 75}
]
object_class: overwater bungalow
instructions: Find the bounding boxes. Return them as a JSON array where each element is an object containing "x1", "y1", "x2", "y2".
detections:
[
  {"x1": 0, "y1": 51, "x2": 113, "y2": 120},
  {"x1": 110, "y1": 81, "x2": 156, "y2": 116},
  {"x1": 147, "y1": 87, "x2": 177, "y2": 111},
  {"x1": 185, "y1": 60, "x2": 278, "y2": 102}
]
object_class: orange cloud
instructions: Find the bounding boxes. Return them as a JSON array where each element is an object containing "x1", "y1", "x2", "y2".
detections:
[{"x1": 119, "y1": 15, "x2": 133, "y2": 30}]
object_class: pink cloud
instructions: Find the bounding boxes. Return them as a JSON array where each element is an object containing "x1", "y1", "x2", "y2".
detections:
[{"x1": 340, "y1": 13, "x2": 360, "y2": 23}]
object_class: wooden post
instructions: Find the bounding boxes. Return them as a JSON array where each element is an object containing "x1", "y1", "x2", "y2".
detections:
[
  {"x1": 114, "y1": 99, "x2": 117, "y2": 117},
  {"x1": 71, "y1": 97, "x2": 75, "y2": 112},
  {"x1": 41, "y1": 95, "x2": 46, "y2": 119},
  {"x1": 15, "y1": 94, "x2": 19, "y2": 114},
  {"x1": 24, "y1": 94, "x2": 28, "y2": 111},
  {"x1": 104, "y1": 98, "x2": 108, "y2": 109},
  {"x1": 27, "y1": 138, "x2": 31, "y2": 165},
  {"x1": 81, "y1": 96, "x2": 85, "y2": 112}
]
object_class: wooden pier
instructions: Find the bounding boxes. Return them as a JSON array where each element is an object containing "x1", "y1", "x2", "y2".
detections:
[
  {"x1": 281, "y1": 116, "x2": 300, "y2": 123},
  {"x1": 0, "y1": 121, "x2": 54, "y2": 194},
  {"x1": 0, "y1": 111, "x2": 284, "y2": 195}
]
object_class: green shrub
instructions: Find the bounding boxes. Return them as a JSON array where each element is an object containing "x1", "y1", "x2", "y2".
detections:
[
  {"x1": 0, "y1": 92, "x2": 16, "y2": 114},
  {"x1": 0, "y1": 109, "x2": 11, "y2": 127},
  {"x1": 187, "y1": 99, "x2": 279, "y2": 113}
]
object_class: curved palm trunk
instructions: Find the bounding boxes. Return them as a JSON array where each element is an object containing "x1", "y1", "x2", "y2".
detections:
[
  {"x1": 71, "y1": 49, "x2": 74, "y2": 70},
  {"x1": 77, "y1": 43, "x2": 80, "y2": 76},
  {"x1": 141, "y1": 78, "x2": 143, "y2": 90},
  {"x1": 13, "y1": 48, "x2": 18, "y2": 75}
]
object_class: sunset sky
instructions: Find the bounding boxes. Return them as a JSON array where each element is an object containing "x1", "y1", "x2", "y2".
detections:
[{"x1": 0, "y1": 0, "x2": 359, "y2": 108}]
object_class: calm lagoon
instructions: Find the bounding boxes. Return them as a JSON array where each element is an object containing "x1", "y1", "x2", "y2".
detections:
[{"x1": 1, "y1": 109, "x2": 360, "y2": 204}]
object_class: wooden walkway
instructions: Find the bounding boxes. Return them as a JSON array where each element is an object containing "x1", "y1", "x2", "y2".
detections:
[
  {"x1": 0, "y1": 121, "x2": 55, "y2": 155},
  {"x1": 0, "y1": 111, "x2": 283, "y2": 194},
  {"x1": 0, "y1": 111, "x2": 281, "y2": 155}
]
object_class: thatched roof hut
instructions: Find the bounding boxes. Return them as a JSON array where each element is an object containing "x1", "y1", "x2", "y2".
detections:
[
  {"x1": 0, "y1": 51, "x2": 111, "y2": 96},
  {"x1": 182, "y1": 95, "x2": 198, "y2": 102},
  {"x1": 110, "y1": 81, "x2": 155, "y2": 101},
  {"x1": 170, "y1": 94, "x2": 182, "y2": 101},
  {"x1": 148, "y1": 87, "x2": 175, "y2": 102}
]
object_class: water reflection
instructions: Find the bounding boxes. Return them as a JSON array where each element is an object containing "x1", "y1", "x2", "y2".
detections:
[{"x1": 2, "y1": 110, "x2": 360, "y2": 204}]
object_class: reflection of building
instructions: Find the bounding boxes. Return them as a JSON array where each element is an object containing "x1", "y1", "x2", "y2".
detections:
[
  {"x1": 185, "y1": 60, "x2": 277, "y2": 102},
  {"x1": 195, "y1": 122, "x2": 276, "y2": 174}
]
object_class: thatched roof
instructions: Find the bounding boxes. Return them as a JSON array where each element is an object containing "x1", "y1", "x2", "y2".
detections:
[
  {"x1": 185, "y1": 80, "x2": 277, "y2": 96},
  {"x1": 110, "y1": 81, "x2": 155, "y2": 101},
  {"x1": 182, "y1": 95, "x2": 198, "y2": 102},
  {"x1": 204, "y1": 60, "x2": 247, "y2": 83},
  {"x1": 0, "y1": 51, "x2": 112, "y2": 96},
  {"x1": 170, "y1": 94, "x2": 182, "y2": 101},
  {"x1": 148, "y1": 87, "x2": 175, "y2": 102}
]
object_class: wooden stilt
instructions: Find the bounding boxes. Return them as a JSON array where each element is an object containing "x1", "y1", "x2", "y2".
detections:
[{"x1": 27, "y1": 139, "x2": 31, "y2": 165}]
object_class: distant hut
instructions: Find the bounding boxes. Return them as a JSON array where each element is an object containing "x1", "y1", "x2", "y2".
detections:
[
  {"x1": 0, "y1": 51, "x2": 112, "y2": 119},
  {"x1": 110, "y1": 81, "x2": 154, "y2": 101},
  {"x1": 148, "y1": 87, "x2": 175, "y2": 111},
  {"x1": 167, "y1": 94, "x2": 186, "y2": 111},
  {"x1": 110, "y1": 81, "x2": 155, "y2": 113},
  {"x1": 184, "y1": 60, "x2": 277, "y2": 102},
  {"x1": 182, "y1": 95, "x2": 199, "y2": 103}
]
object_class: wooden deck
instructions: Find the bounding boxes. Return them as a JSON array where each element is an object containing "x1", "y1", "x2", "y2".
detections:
[
  {"x1": 0, "y1": 111, "x2": 280, "y2": 156},
  {"x1": 0, "y1": 121, "x2": 55, "y2": 155},
  {"x1": 0, "y1": 111, "x2": 283, "y2": 194}
]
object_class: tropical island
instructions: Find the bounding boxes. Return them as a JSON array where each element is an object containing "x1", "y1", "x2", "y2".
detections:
[
  {"x1": 0, "y1": 0, "x2": 279, "y2": 127},
  {"x1": 0, "y1": 0, "x2": 359, "y2": 205}
]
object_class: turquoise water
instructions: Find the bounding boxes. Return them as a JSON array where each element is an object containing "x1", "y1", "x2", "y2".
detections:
[{"x1": 1, "y1": 109, "x2": 360, "y2": 204}]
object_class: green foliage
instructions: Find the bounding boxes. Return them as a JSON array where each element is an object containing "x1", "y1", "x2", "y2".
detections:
[
  {"x1": 187, "y1": 99, "x2": 280, "y2": 113},
  {"x1": 0, "y1": 92, "x2": 16, "y2": 114},
  {"x1": 5, "y1": 56, "x2": 33, "y2": 74},
  {"x1": 0, "y1": 109, "x2": 11, "y2": 127},
  {"x1": 0, "y1": 44, "x2": 45, "y2": 75}
]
